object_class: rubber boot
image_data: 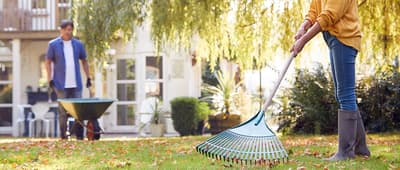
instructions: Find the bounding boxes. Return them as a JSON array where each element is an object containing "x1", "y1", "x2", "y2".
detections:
[
  {"x1": 325, "y1": 110, "x2": 358, "y2": 161},
  {"x1": 355, "y1": 110, "x2": 371, "y2": 157}
]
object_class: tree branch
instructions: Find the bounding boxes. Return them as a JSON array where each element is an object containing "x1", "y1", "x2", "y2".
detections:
[{"x1": 358, "y1": 0, "x2": 367, "y2": 7}]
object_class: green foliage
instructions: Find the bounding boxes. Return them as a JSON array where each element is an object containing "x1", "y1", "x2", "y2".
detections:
[
  {"x1": 357, "y1": 64, "x2": 400, "y2": 132},
  {"x1": 202, "y1": 71, "x2": 240, "y2": 115},
  {"x1": 73, "y1": 0, "x2": 400, "y2": 73},
  {"x1": 197, "y1": 102, "x2": 211, "y2": 122},
  {"x1": 150, "y1": 0, "x2": 303, "y2": 70},
  {"x1": 201, "y1": 62, "x2": 220, "y2": 87},
  {"x1": 74, "y1": 0, "x2": 146, "y2": 65},
  {"x1": 275, "y1": 64, "x2": 338, "y2": 134},
  {"x1": 170, "y1": 97, "x2": 210, "y2": 136},
  {"x1": 276, "y1": 62, "x2": 400, "y2": 134},
  {"x1": 358, "y1": 0, "x2": 400, "y2": 66},
  {"x1": 151, "y1": 98, "x2": 162, "y2": 124}
]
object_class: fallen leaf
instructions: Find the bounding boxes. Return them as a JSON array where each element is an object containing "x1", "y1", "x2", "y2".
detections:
[
  {"x1": 11, "y1": 163, "x2": 17, "y2": 168},
  {"x1": 41, "y1": 158, "x2": 49, "y2": 165},
  {"x1": 313, "y1": 163, "x2": 321, "y2": 168},
  {"x1": 297, "y1": 166, "x2": 306, "y2": 170},
  {"x1": 304, "y1": 148, "x2": 313, "y2": 156}
]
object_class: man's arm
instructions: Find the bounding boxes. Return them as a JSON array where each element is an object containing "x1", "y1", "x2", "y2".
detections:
[
  {"x1": 81, "y1": 59, "x2": 90, "y2": 79},
  {"x1": 45, "y1": 59, "x2": 52, "y2": 83}
]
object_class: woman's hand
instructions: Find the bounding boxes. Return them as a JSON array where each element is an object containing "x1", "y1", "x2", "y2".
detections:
[
  {"x1": 294, "y1": 28, "x2": 307, "y2": 40},
  {"x1": 294, "y1": 20, "x2": 312, "y2": 40},
  {"x1": 290, "y1": 21, "x2": 322, "y2": 56},
  {"x1": 290, "y1": 38, "x2": 306, "y2": 56}
]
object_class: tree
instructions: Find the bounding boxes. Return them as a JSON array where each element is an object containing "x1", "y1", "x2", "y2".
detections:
[
  {"x1": 73, "y1": 0, "x2": 400, "y2": 72},
  {"x1": 73, "y1": 0, "x2": 147, "y2": 66},
  {"x1": 150, "y1": 0, "x2": 297, "y2": 70},
  {"x1": 358, "y1": 0, "x2": 400, "y2": 72}
]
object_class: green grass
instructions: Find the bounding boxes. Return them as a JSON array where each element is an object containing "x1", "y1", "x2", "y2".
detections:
[{"x1": 0, "y1": 133, "x2": 399, "y2": 169}]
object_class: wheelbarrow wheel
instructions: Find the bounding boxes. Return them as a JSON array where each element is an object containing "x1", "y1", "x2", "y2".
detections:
[{"x1": 86, "y1": 120, "x2": 101, "y2": 140}]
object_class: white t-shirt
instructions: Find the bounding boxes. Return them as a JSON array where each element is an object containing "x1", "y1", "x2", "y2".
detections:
[{"x1": 63, "y1": 40, "x2": 77, "y2": 88}]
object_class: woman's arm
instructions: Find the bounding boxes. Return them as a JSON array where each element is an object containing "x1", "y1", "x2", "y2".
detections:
[
  {"x1": 294, "y1": 0, "x2": 317, "y2": 40},
  {"x1": 294, "y1": 19, "x2": 313, "y2": 40},
  {"x1": 290, "y1": 22, "x2": 322, "y2": 56}
]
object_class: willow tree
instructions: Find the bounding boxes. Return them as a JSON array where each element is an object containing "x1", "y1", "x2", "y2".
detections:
[
  {"x1": 150, "y1": 0, "x2": 305, "y2": 70},
  {"x1": 73, "y1": 0, "x2": 146, "y2": 66},
  {"x1": 358, "y1": 0, "x2": 400, "y2": 72}
]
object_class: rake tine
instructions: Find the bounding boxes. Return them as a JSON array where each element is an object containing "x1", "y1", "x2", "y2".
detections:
[
  {"x1": 251, "y1": 138, "x2": 258, "y2": 164},
  {"x1": 236, "y1": 135, "x2": 246, "y2": 162},
  {"x1": 275, "y1": 139, "x2": 285, "y2": 158},
  {"x1": 255, "y1": 137, "x2": 260, "y2": 164},
  {"x1": 257, "y1": 137, "x2": 262, "y2": 163},
  {"x1": 204, "y1": 133, "x2": 226, "y2": 156},
  {"x1": 222, "y1": 134, "x2": 237, "y2": 161},
  {"x1": 246, "y1": 136, "x2": 257, "y2": 163},
  {"x1": 270, "y1": 137, "x2": 280, "y2": 159},
  {"x1": 235, "y1": 133, "x2": 248, "y2": 160},
  {"x1": 237, "y1": 135, "x2": 247, "y2": 162},
  {"x1": 252, "y1": 138, "x2": 259, "y2": 163},
  {"x1": 278, "y1": 139, "x2": 289, "y2": 158},
  {"x1": 270, "y1": 137, "x2": 276, "y2": 160},
  {"x1": 276, "y1": 137, "x2": 286, "y2": 159},
  {"x1": 212, "y1": 132, "x2": 232, "y2": 159},
  {"x1": 207, "y1": 133, "x2": 229, "y2": 159},
  {"x1": 262, "y1": 137, "x2": 267, "y2": 161},
  {"x1": 245, "y1": 138, "x2": 252, "y2": 163}
]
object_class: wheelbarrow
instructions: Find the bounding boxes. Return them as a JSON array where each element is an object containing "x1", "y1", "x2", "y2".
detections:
[{"x1": 58, "y1": 98, "x2": 114, "y2": 140}]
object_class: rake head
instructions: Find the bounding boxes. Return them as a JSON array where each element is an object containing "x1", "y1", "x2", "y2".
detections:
[{"x1": 196, "y1": 111, "x2": 288, "y2": 165}]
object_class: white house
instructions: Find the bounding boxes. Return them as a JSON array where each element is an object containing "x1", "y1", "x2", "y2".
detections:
[{"x1": 0, "y1": 0, "x2": 202, "y2": 136}]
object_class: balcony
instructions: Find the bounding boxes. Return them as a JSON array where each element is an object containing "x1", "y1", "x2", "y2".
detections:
[{"x1": 0, "y1": 0, "x2": 72, "y2": 39}]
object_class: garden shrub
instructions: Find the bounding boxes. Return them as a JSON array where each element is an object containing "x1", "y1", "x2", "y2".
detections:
[{"x1": 170, "y1": 97, "x2": 210, "y2": 136}]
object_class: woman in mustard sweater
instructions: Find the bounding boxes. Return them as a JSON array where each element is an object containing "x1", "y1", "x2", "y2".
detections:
[{"x1": 290, "y1": 0, "x2": 370, "y2": 161}]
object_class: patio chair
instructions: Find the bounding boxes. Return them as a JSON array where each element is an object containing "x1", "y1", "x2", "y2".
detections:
[
  {"x1": 17, "y1": 105, "x2": 34, "y2": 137},
  {"x1": 31, "y1": 102, "x2": 51, "y2": 137}
]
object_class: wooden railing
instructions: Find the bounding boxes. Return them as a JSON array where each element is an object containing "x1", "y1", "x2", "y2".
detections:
[{"x1": 0, "y1": 0, "x2": 72, "y2": 32}]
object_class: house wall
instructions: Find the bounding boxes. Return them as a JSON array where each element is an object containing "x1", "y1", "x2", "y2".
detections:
[
  {"x1": 20, "y1": 40, "x2": 47, "y2": 104},
  {"x1": 101, "y1": 24, "x2": 201, "y2": 133},
  {"x1": 112, "y1": 25, "x2": 201, "y2": 111}
]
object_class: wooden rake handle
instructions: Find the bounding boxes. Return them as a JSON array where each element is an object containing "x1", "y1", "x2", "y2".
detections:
[{"x1": 261, "y1": 52, "x2": 296, "y2": 112}]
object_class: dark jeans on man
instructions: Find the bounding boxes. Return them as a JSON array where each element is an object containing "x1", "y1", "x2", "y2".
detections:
[{"x1": 54, "y1": 88, "x2": 84, "y2": 139}]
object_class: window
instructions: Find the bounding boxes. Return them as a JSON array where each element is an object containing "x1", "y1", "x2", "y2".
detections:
[
  {"x1": 32, "y1": 0, "x2": 46, "y2": 9},
  {"x1": 0, "y1": 61, "x2": 12, "y2": 127},
  {"x1": 116, "y1": 58, "x2": 136, "y2": 126},
  {"x1": 145, "y1": 56, "x2": 163, "y2": 99},
  {"x1": 57, "y1": 0, "x2": 72, "y2": 24}
]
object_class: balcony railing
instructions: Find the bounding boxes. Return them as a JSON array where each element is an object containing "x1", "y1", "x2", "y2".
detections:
[{"x1": 0, "y1": 0, "x2": 72, "y2": 32}]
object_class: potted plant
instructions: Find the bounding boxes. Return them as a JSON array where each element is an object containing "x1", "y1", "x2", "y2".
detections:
[
  {"x1": 202, "y1": 71, "x2": 242, "y2": 134},
  {"x1": 150, "y1": 98, "x2": 165, "y2": 137}
]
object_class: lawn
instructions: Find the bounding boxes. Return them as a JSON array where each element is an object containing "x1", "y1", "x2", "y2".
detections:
[{"x1": 0, "y1": 133, "x2": 399, "y2": 170}]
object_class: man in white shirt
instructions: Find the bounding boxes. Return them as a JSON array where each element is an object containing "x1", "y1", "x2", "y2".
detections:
[{"x1": 45, "y1": 20, "x2": 92, "y2": 140}]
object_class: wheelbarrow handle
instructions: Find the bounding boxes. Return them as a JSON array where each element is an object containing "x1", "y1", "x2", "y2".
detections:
[
  {"x1": 261, "y1": 52, "x2": 296, "y2": 112},
  {"x1": 89, "y1": 87, "x2": 95, "y2": 98}
]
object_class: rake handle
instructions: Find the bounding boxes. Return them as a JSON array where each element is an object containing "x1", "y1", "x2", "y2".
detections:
[{"x1": 261, "y1": 52, "x2": 296, "y2": 112}]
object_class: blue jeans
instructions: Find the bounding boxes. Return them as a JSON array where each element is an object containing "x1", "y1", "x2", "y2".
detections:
[
  {"x1": 54, "y1": 88, "x2": 83, "y2": 139},
  {"x1": 323, "y1": 32, "x2": 358, "y2": 111}
]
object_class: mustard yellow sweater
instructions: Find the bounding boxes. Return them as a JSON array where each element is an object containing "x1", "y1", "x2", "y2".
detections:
[{"x1": 306, "y1": 0, "x2": 361, "y2": 51}]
